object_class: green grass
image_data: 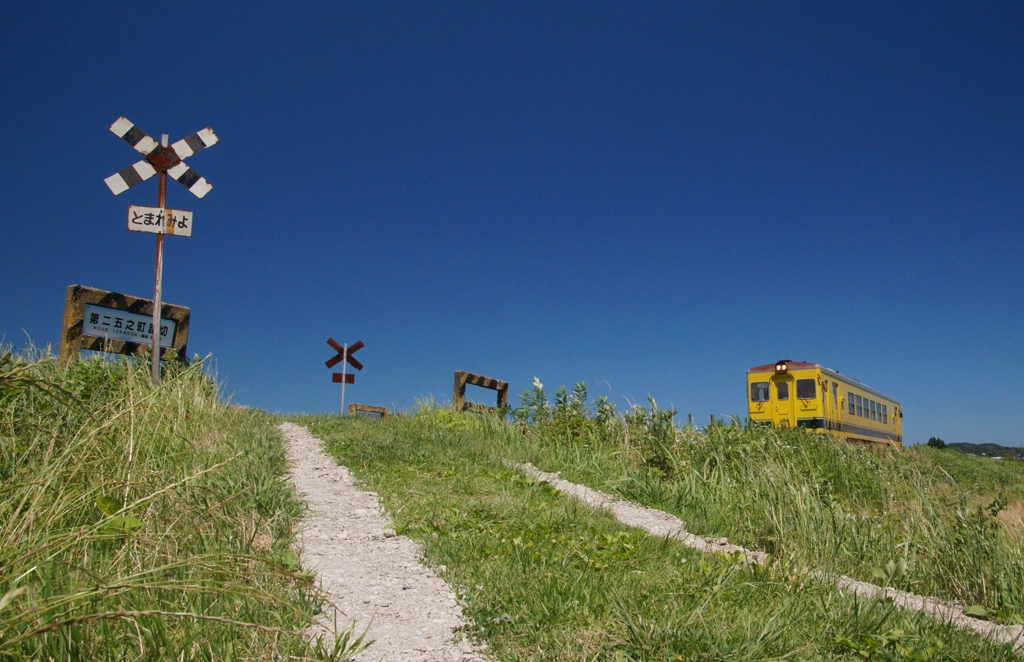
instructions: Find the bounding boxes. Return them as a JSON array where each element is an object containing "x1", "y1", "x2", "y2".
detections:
[
  {"x1": 910, "y1": 445, "x2": 1024, "y2": 504},
  {"x1": 0, "y1": 349, "x2": 362, "y2": 661},
  {"x1": 497, "y1": 383, "x2": 1024, "y2": 625},
  {"x1": 299, "y1": 408, "x2": 1021, "y2": 660}
]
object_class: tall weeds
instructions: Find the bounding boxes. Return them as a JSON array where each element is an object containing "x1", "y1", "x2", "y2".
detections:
[{"x1": 0, "y1": 349, "x2": 357, "y2": 660}]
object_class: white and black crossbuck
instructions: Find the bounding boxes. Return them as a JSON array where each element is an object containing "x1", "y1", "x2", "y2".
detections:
[{"x1": 104, "y1": 117, "x2": 219, "y2": 198}]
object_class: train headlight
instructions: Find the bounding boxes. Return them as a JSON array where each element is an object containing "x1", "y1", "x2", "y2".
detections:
[{"x1": 775, "y1": 361, "x2": 788, "y2": 375}]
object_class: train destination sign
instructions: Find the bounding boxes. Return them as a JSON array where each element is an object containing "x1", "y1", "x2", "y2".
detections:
[
  {"x1": 82, "y1": 304, "x2": 176, "y2": 348},
  {"x1": 127, "y1": 205, "x2": 193, "y2": 236}
]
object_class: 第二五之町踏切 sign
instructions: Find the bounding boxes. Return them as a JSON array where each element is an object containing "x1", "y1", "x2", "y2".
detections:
[
  {"x1": 82, "y1": 304, "x2": 176, "y2": 347},
  {"x1": 59, "y1": 285, "x2": 189, "y2": 365}
]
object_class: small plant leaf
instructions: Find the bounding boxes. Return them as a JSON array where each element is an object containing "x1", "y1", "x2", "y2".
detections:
[
  {"x1": 96, "y1": 496, "x2": 123, "y2": 516},
  {"x1": 963, "y1": 604, "x2": 989, "y2": 617},
  {"x1": 104, "y1": 515, "x2": 143, "y2": 534},
  {"x1": 272, "y1": 550, "x2": 300, "y2": 571}
]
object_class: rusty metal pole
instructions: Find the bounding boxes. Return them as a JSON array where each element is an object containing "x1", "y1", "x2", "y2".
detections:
[
  {"x1": 340, "y1": 343, "x2": 348, "y2": 414},
  {"x1": 151, "y1": 134, "x2": 168, "y2": 386}
]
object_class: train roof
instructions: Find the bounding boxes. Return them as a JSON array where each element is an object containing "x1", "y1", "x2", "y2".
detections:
[{"x1": 747, "y1": 361, "x2": 900, "y2": 405}]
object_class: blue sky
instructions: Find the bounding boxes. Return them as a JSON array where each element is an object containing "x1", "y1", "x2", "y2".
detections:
[{"x1": 2, "y1": 2, "x2": 1022, "y2": 445}]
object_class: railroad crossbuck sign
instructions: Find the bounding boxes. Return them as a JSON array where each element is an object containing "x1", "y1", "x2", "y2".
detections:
[
  {"x1": 103, "y1": 116, "x2": 218, "y2": 386},
  {"x1": 325, "y1": 339, "x2": 364, "y2": 414},
  {"x1": 104, "y1": 117, "x2": 219, "y2": 198}
]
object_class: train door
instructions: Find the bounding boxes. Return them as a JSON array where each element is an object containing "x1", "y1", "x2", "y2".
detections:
[
  {"x1": 833, "y1": 382, "x2": 842, "y2": 431},
  {"x1": 771, "y1": 376, "x2": 796, "y2": 428}
]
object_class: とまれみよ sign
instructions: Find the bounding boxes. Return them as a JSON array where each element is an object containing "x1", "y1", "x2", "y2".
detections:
[
  {"x1": 59, "y1": 284, "x2": 190, "y2": 365},
  {"x1": 127, "y1": 205, "x2": 193, "y2": 236}
]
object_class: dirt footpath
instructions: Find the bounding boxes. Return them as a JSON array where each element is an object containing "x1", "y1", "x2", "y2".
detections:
[{"x1": 279, "y1": 423, "x2": 486, "y2": 662}]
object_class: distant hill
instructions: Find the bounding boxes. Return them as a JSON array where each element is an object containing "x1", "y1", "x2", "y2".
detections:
[{"x1": 948, "y1": 442, "x2": 1024, "y2": 459}]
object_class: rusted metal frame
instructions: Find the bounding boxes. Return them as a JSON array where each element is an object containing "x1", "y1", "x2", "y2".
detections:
[
  {"x1": 348, "y1": 403, "x2": 388, "y2": 418},
  {"x1": 452, "y1": 370, "x2": 509, "y2": 412},
  {"x1": 58, "y1": 285, "x2": 190, "y2": 366}
]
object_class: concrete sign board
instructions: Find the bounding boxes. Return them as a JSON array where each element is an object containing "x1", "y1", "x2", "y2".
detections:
[{"x1": 59, "y1": 284, "x2": 190, "y2": 364}]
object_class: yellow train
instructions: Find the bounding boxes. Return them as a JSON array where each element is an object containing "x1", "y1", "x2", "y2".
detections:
[{"x1": 747, "y1": 360, "x2": 902, "y2": 445}]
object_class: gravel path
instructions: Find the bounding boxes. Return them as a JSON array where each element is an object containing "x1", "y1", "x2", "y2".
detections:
[
  {"x1": 514, "y1": 461, "x2": 1024, "y2": 653},
  {"x1": 280, "y1": 423, "x2": 487, "y2": 662},
  {"x1": 513, "y1": 461, "x2": 767, "y2": 564}
]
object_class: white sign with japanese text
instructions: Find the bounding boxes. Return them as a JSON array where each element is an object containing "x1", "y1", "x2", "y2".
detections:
[
  {"x1": 82, "y1": 304, "x2": 177, "y2": 348},
  {"x1": 127, "y1": 205, "x2": 193, "y2": 236}
]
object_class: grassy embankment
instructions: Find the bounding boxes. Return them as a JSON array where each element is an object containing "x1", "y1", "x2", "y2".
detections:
[
  {"x1": 912, "y1": 446, "x2": 1024, "y2": 540},
  {"x1": 0, "y1": 349, "x2": 362, "y2": 661},
  {"x1": 505, "y1": 384, "x2": 1024, "y2": 623},
  {"x1": 299, "y1": 382, "x2": 1024, "y2": 661}
]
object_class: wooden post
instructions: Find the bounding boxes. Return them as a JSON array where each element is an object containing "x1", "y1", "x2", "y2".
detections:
[
  {"x1": 453, "y1": 370, "x2": 509, "y2": 412},
  {"x1": 348, "y1": 403, "x2": 388, "y2": 418}
]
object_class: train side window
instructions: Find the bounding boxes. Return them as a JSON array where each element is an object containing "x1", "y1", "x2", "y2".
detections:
[
  {"x1": 796, "y1": 379, "x2": 816, "y2": 399},
  {"x1": 750, "y1": 382, "x2": 769, "y2": 402},
  {"x1": 822, "y1": 381, "x2": 827, "y2": 405},
  {"x1": 832, "y1": 383, "x2": 838, "y2": 405},
  {"x1": 870, "y1": 400, "x2": 876, "y2": 421},
  {"x1": 848, "y1": 392, "x2": 855, "y2": 414},
  {"x1": 777, "y1": 382, "x2": 790, "y2": 401},
  {"x1": 883, "y1": 405, "x2": 887, "y2": 424},
  {"x1": 856, "y1": 395, "x2": 862, "y2": 416}
]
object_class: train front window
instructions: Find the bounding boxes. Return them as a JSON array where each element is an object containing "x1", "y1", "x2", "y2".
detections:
[
  {"x1": 796, "y1": 379, "x2": 816, "y2": 399},
  {"x1": 750, "y1": 382, "x2": 769, "y2": 402},
  {"x1": 777, "y1": 382, "x2": 789, "y2": 401}
]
